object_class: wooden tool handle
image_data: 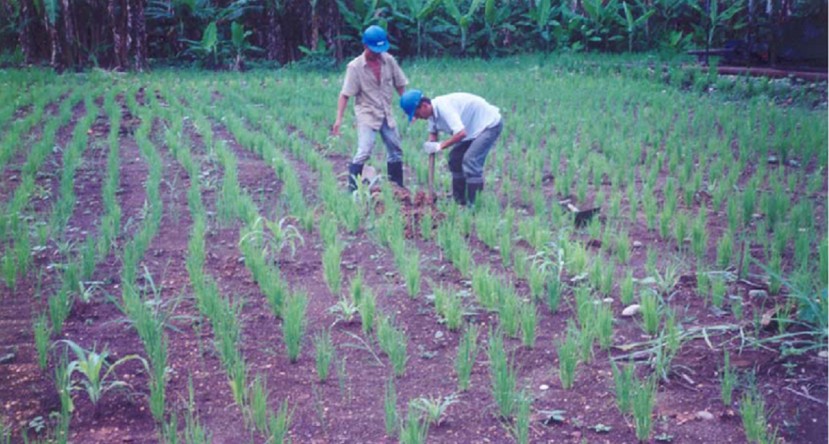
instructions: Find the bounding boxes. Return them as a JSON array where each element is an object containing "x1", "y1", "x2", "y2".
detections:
[{"x1": 428, "y1": 153, "x2": 436, "y2": 198}]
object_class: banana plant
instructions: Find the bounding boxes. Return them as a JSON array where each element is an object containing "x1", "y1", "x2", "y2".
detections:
[
  {"x1": 183, "y1": 20, "x2": 220, "y2": 66},
  {"x1": 230, "y1": 21, "x2": 259, "y2": 70},
  {"x1": 525, "y1": 0, "x2": 557, "y2": 51},
  {"x1": 390, "y1": 0, "x2": 442, "y2": 57},
  {"x1": 483, "y1": 0, "x2": 516, "y2": 53},
  {"x1": 336, "y1": 0, "x2": 387, "y2": 49},
  {"x1": 581, "y1": 0, "x2": 624, "y2": 50},
  {"x1": 690, "y1": 0, "x2": 745, "y2": 63},
  {"x1": 622, "y1": 1, "x2": 654, "y2": 52},
  {"x1": 443, "y1": 0, "x2": 484, "y2": 54}
]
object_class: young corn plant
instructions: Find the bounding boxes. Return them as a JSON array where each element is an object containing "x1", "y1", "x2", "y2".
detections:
[
  {"x1": 455, "y1": 323, "x2": 479, "y2": 392},
  {"x1": 283, "y1": 291, "x2": 308, "y2": 363},
  {"x1": 60, "y1": 339, "x2": 147, "y2": 406},
  {"x1": 410, "y1": 393, "x2": 459, "y2": 426}
]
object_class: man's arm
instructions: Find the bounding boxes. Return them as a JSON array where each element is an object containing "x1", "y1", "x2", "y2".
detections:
[
  {"x1": 332, "y1": 94, "x2": 350, "y2": 136},
  {"x1": 438, "y1": 129, "x2": 467, "y2": 151}
]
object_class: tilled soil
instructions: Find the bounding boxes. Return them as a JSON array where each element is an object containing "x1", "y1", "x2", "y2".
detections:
[{"x1": 0, "y1": 86, "x2": 826, "y2": 444}]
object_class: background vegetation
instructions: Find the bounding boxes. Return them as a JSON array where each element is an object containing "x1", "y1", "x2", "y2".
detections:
[{"x1": 0, "y1": 0, "x2": 826, "y2": 70}]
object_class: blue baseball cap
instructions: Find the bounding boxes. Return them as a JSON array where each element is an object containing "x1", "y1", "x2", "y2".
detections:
[{"x1": 362, "y1": 25, "x2": 390, "y2": 53}]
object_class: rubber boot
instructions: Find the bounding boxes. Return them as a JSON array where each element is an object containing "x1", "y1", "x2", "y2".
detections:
[
  {"x1": 466, "y1": 181, "x2": 484, "y2": 206},
  {"x1": 348, "y1": 163, "x2": 364, "y2": 192},
  {"x1": 387, "y1": 161, "x2": 404, "y2": 188},
  {"x1": 452, "y1": 177, "x2": 467, "y2": 205}
]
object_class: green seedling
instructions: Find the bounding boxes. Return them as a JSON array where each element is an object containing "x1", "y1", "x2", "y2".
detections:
[
  {"x1": 520, "y1": 302, "x2": 537, "y2": 348},
  {"x1": 611, "y1": 360, "x2": 635, "y2": 415},
  {"x1": 358, "y1": 287, "x2": 376, "y2": 334},
  {"x1": 314, "y1": 329, "x2": 335, "y2": 382},
  {"x1": 640, "y1": 290, "x2": 661, "y2": 336},
  {"x1": 268, "y1": 399, "x2": 292, "y2": 444},
  {"x1": 740, "y1": 386, "x2": 778, "y2": 444},
  {"x1": 455, "y1": 323, "x2": 479, "y2": 392},
  {"x1": 322, "y1": 242, "x2": 343, "y2": 296},
  {"x1": 632, "y1": 377, "x2": 656, "y2": 442},
  {"x1": 556, "y1": 321, "x2": 580, "y2": 390},
  {"x1": 487, "y1": 329, "x2": 517, "y2": 418},
  {"x1": 377, "y1": 316, "x2": 408, "y2": 377},
  {"x1": 248, "y1": 375, "x2": 269, "y2": 433},
  {"x1": 33, "y1": 313, "x2": 51, "y2": 370},
  {"x1": 721, "y1": 350, "x2": 737, "y2": 406},
  {"x1": 410, "y1": 393, "x2": 459, "y2": 426},
  {"x1": 59, "y1": 339, "x2": 147, "y2": 406},
  {"x1": 399, "y1": 401, "x2": 429, "y2": 444},
  {"x1": 384, "y1": 378, "x2": 399, "y2": 437},
  {"x1": 283, "y1": 291, "x2": 308, "y2": 363}
]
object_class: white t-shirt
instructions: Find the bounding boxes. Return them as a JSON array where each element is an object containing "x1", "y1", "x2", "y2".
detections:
[{"x1": 427, "y1": 93, "x2": 501, "y2": 141}]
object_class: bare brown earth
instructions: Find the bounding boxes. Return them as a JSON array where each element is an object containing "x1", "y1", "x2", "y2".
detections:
[{"x1": 0, "y1": 86, "x2": 826, "y2": 444}]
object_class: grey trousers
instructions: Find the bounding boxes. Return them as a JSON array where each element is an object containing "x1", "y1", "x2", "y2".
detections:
[{"x1": 447, "y1": 120, "x2": 503, "y2": 184}]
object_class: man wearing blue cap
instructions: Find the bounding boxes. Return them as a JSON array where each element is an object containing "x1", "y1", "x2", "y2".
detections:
[
  {"x1": 333, "y1": 25, "x2": 409, "y2": 191},
  {"x1": 399, "y1": 90, "x2": 502, "y2": 206}
]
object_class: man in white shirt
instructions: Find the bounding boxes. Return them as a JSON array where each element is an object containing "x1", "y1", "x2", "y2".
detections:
[
  {"x1": 400, "y1": 90, "x2": 503, "y2": 205},
  {"x1": 333, "y1": 25, "x2": 409, "y2": 191}
]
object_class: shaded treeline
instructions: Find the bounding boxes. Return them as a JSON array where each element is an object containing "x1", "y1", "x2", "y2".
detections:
[{"x1": 0, "y1": 0, "x2": 825, "y2": 71}]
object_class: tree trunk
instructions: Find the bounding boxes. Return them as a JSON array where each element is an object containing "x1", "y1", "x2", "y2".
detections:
[
  {"x1": 18, "y1": 0, "x2": 34, "y2": 64},
  {"x1": 127, "y1": 0, "x2": 147, "y2": 71},
  {"x1": 109, "y1": 0, "x2": 127, "y2": 70},
  {"x1": 44, "y1": 12, "x2": 62, "y2": 70},
  {"x1": 60, "y1": 0, "x2": 78, "y2": 68},
  {"x1": 266, "y1": 4, "x2": 285, "y2": 62}
]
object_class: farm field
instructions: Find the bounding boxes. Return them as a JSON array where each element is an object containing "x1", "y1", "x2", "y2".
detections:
[{"x1": 0, "y1": 56, "x2": 826, "y2": 443}]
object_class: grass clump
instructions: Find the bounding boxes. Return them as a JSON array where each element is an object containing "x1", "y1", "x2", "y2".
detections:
[{"x1": 283, "y1": 291, "x2": 308, "y2": 363}]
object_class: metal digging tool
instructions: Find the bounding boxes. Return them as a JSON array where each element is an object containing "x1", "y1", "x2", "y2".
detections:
[
  {"x1": 559, "y1": 199, "x2": 600, "y2": 227},
  {"x1": 427, "y1": 152, "x2": 436, "y2": 200}
]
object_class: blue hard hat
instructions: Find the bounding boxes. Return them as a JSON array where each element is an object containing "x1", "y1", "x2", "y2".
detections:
[
  {"x1": 399, "y1": 89, "x2": 423, "y2": 122},
  {"x1": 362, "y1": 25, "x2": 390, "y2": 53}
]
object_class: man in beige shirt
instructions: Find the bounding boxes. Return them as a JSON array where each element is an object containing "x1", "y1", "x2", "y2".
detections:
[{"x1": 333, "y1": 25, "x2": 409, "y2": 191}]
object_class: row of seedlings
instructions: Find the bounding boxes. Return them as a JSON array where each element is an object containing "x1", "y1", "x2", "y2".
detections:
[
  {"x1": 162, "y1": 83, "x2": 293, "y2": 442},
  {"x1": 0, "y1": 88, "x2": 86, "y2": 290},
  {"x1": 225, "y1": 75, "x2": 454, "y2": 440}
]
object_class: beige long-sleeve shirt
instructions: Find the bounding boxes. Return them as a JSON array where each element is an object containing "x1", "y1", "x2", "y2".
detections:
[{"x1": 340, "y1": 52, "x2": 408, "y2": 130}]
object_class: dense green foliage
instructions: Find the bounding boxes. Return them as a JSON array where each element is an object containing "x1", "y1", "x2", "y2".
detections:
[{"x1": 0, "y1": 0, "x2": 825, "y2": 70}]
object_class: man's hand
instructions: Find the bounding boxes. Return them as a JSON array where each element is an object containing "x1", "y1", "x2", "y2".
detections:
[
  {"x1": 331, "y1": 119, "x2": 342, "y2": 136},
  {"x1": 422, "y1": 141, "x2": 441, "y2": 154}
]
